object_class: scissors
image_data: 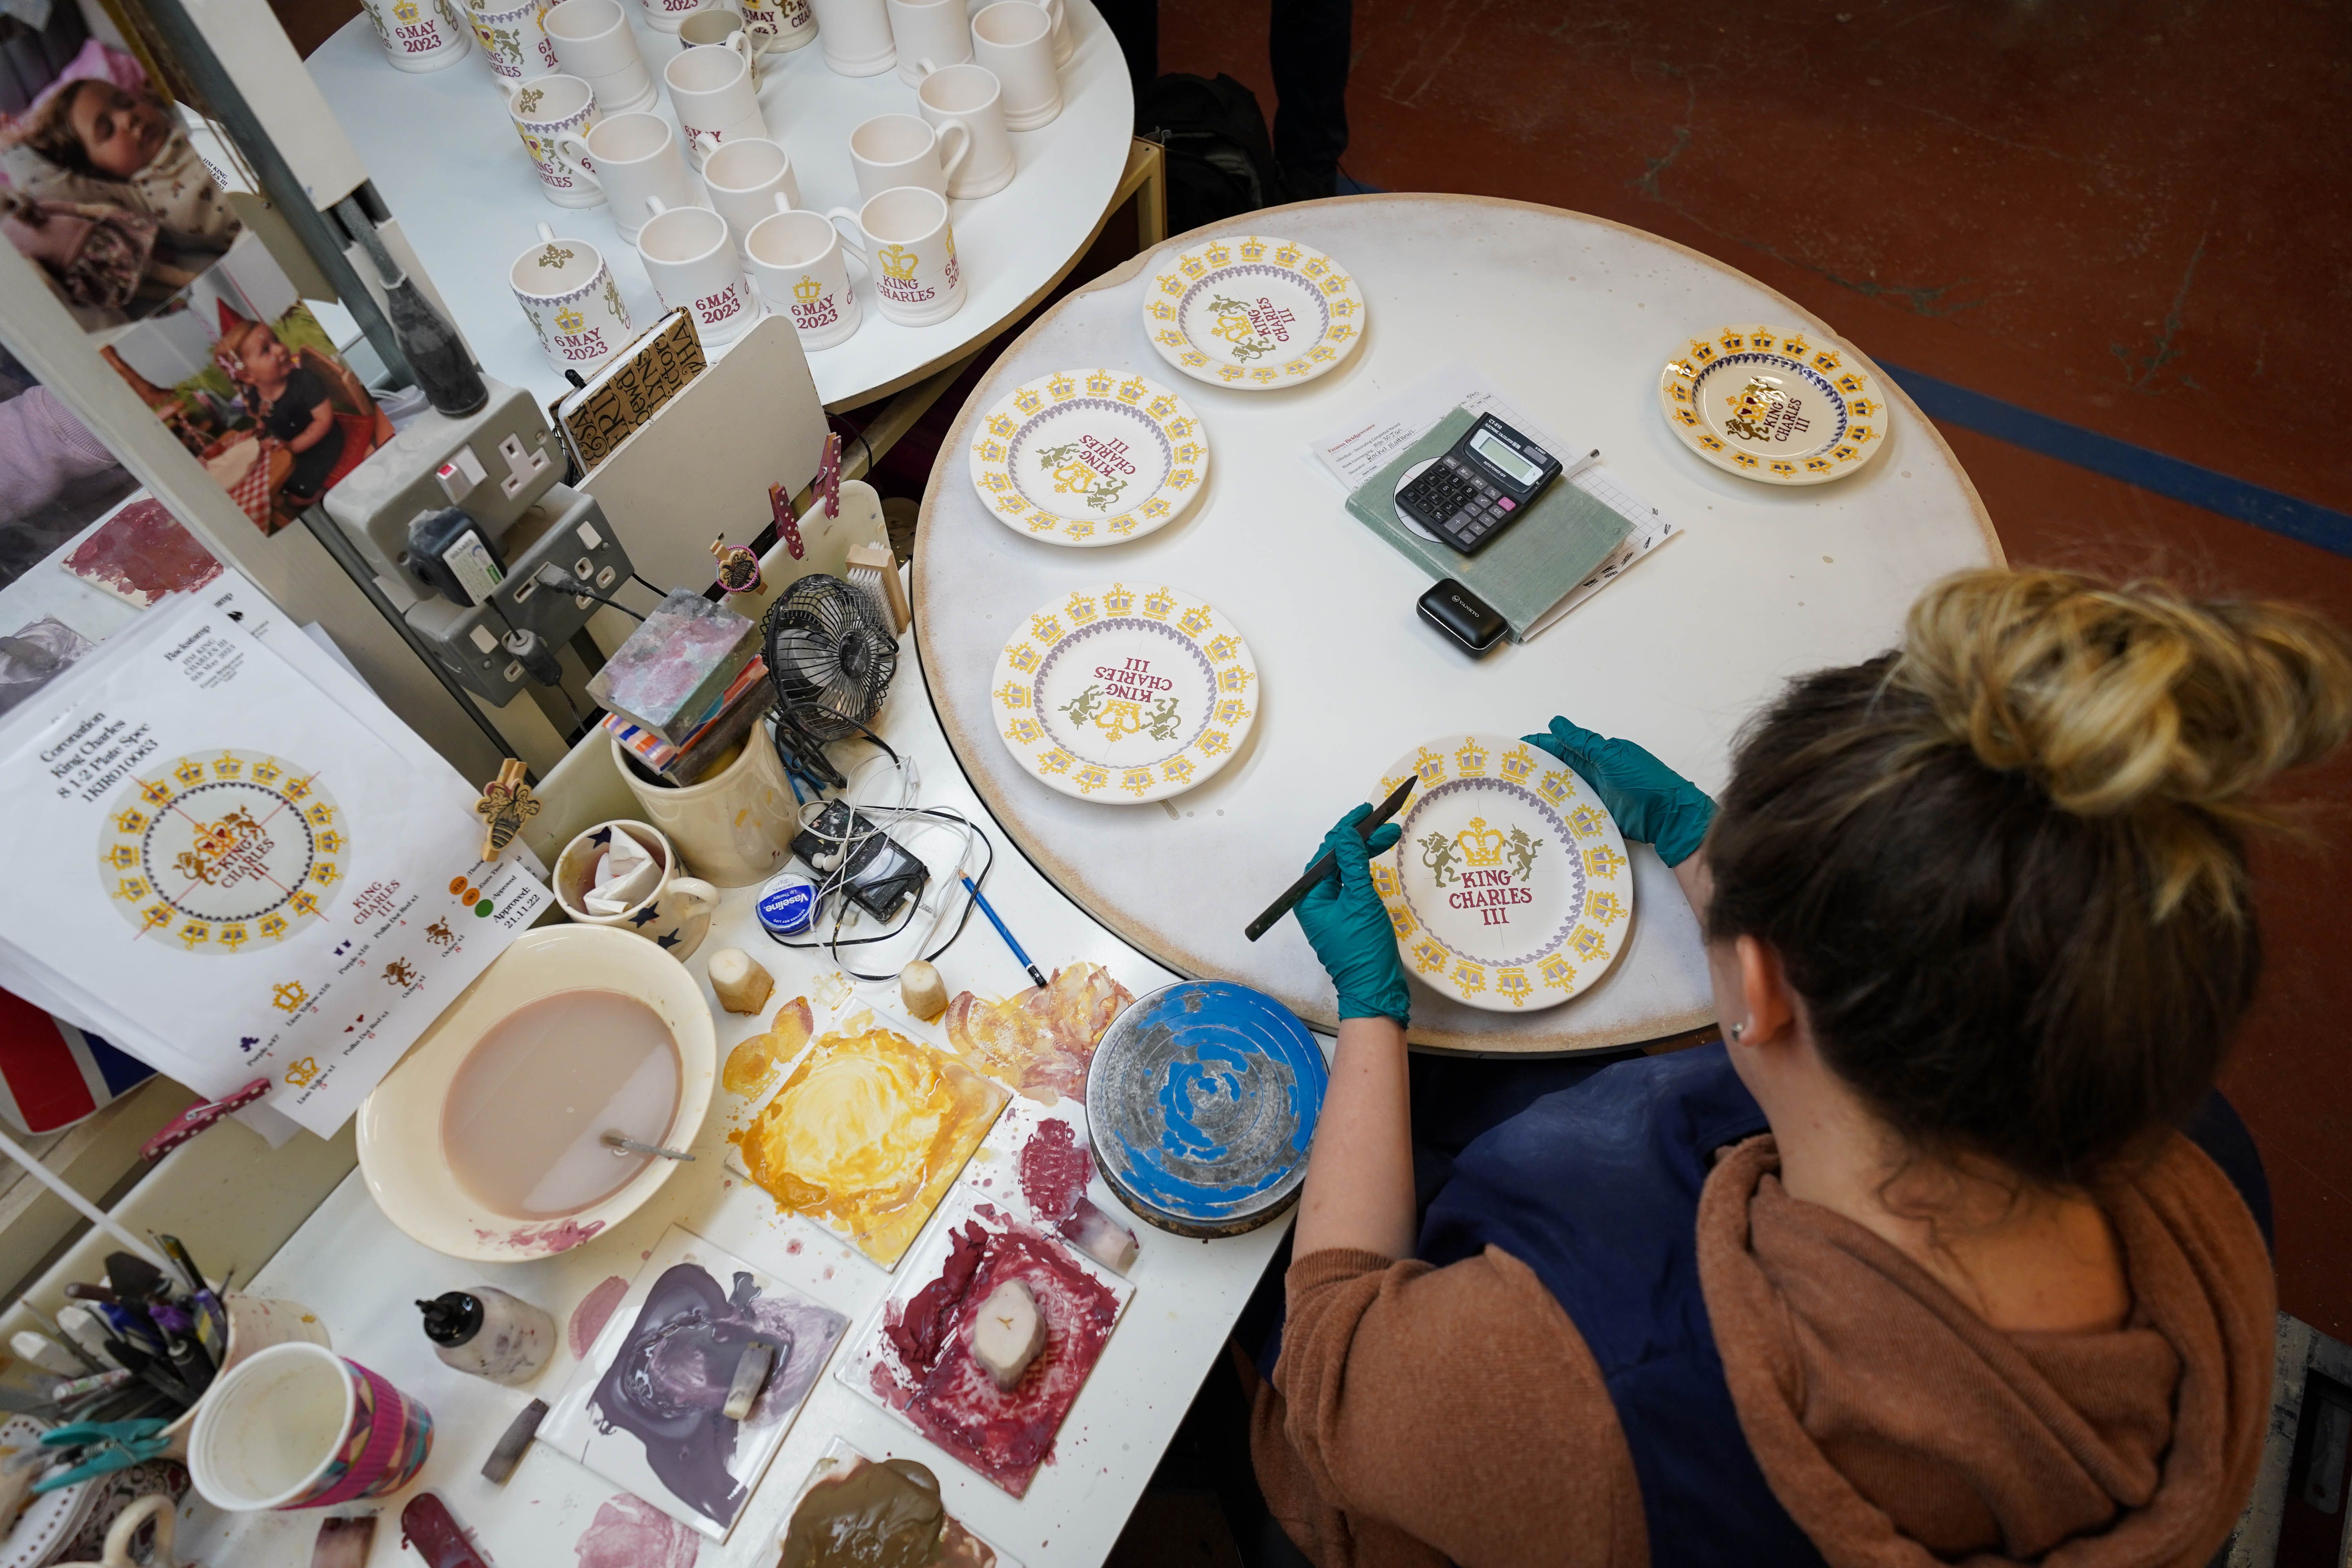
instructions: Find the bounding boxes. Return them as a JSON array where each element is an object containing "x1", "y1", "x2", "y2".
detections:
[{"x1": 33, "y1": 1419, "x2": 170, "y2": 1494}]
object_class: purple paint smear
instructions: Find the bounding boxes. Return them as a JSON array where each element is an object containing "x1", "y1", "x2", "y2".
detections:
[{"x1": 588, "y1": 1264, "x2": 847, "y2": 1528}]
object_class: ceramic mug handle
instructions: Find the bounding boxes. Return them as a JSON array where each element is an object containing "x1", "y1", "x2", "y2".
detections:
[
  {"x1": 773, "y1": 192, "x2": 794, "y2": 216},
  {"x1": 723, "y1": 26, "x2": 752, "y2": 64},
  {"x1": 555, "y1": 136, "x2": 603, "y2": 192},
  {"x1": 536, "y1": 220, "x2": 558, "y2": 245},
  {"x1": 826, "y1": 207, "x2": 869, "y2": 267},
  {"x1": 665, "y1": 876, "x2": 721, "y2": 920},
  {"x1": 934, "y1": 122, "x2": 971, "y2": 185}
]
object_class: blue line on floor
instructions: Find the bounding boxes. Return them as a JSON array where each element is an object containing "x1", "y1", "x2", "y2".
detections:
[{"x1": 1878, "y1": 363, "x2": 2352, "y2": 560}]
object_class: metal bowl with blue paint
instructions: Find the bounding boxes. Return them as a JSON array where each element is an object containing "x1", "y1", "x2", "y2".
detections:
[{"x1": 1085, "y1": 980, "x2": 1327, "y2": 1238}]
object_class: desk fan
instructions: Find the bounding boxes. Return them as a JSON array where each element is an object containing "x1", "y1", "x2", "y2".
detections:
[{"x1": 763, "y1": 573, "x2": 898, "y2": 787}]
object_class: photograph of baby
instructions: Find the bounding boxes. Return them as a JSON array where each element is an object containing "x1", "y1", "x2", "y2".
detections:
[
  {"x1": 96, "y1": 234, "x2": 395, "y2": 532},
  {"x1": 0, "y1": 50, "x2": 241, "y2": 330}
]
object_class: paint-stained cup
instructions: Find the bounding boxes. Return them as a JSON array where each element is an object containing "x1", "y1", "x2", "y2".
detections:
[
  {"x1": 554, "y1": 819, "x2": 726, "y2": 946},
  {"x1": 189, "y1": 1342, "x2": 432, "y2": 1510},
  {"x1": 159, "y1": 1294, "x2": 333, "y2": 1461}
]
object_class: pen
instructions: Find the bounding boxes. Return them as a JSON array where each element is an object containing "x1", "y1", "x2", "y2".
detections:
[{"x1": 960, "y1": 876, "x2": 1047, "y2": 989}]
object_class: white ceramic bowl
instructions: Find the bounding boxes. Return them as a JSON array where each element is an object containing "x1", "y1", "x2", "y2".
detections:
[{"x1": 356, "y1": 924, "x2": 715, "y2": 1260}]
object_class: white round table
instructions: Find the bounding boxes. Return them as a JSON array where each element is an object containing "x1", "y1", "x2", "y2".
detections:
[
  {"x1": 915, "y1": 195, "x2": 2003, "y2": 1054},
  {"x1": 306, "y1": 0, "x2": 1134, "y2": 411}
]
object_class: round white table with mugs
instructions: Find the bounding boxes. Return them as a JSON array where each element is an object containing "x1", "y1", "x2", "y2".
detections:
[
  {"x1": 307, "y1": 0, "x2": 1132, "y2": 410},
  {"x1": 912, "y1": 195, "x2": 2007, "y2": 1055}
]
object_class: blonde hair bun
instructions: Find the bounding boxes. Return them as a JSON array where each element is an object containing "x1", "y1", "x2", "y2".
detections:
[{"x1": 1896, "y1": 570, "x2": 2352, "y2": 913}]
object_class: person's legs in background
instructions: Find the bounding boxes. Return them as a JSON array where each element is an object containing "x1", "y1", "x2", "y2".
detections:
[{"x1": 1269, "y1": 0, "x2": 1350, "y2": 198}]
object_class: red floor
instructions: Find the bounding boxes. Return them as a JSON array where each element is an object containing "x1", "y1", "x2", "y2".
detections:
[{"x1": 1160, "y1": 0, "x2": 2352, "y2": 1333}]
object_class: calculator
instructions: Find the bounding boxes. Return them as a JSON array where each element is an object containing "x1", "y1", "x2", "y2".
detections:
[{"x1": 1395, "y1": 413, "x2": 1563, "y2": 555}]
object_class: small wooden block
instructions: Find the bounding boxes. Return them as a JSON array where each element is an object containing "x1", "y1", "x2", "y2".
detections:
[
  {"x1": 971, "y1": 1280, "x2": 1044, "y2": 1390},
  {"x1": 899, "y1": 959, "x2": 949, "y2": 1022},
  {"x1": 707, "y1": 948, "x2": 775, "y2": 1015}
]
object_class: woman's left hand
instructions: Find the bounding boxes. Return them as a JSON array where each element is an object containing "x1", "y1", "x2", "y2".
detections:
[{"x1": 1295, "y1": 805, "x2": 1410, "y2": 1025}]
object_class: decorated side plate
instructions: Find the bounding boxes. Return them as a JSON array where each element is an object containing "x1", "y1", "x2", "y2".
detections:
[
  {"x1": 1141, "y1": 235, "x2": 1366, "y2": 390},
  {"x1": 969, "y1": 368, "x2": 1208, "y2": 547},
  {"x1": 990, "y1": 583, "x2": 1258, "y2": 804},
  {"x1": 1658, "y1": 324, "x2": 1887, "y2": 485},
  {"x1": 1368, "y1": 734, "x2": 1634, "y2": 1013}
]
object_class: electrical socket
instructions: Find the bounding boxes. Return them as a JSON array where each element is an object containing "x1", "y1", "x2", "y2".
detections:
[{"x1": 496, "y1": 432, "x2": 552, "y2": 501}]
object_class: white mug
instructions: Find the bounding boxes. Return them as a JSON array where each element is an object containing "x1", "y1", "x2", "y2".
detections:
[
  {"x1": 634, "y1": 0, "x2": 701, "y2": 34},
  {"x1": 467, "y1": 0, "x2": 562, "y2": 81},
  {"x1": 560, "y1": 111, "x2": 704, "y2": 243},
  {"x1": 544, "y1": 0, "x2": 656, "y2": 113},
  {"x1": 359, "y1": 0, "x2": 472, "y2": 71},
  {"x1": 886, "y1": 0, "x2": 969, "y2": 84},
  {"x1": 827, "y1": 185, "x2": 962, "y2": 327},
  {"x1": 970, "y1": 2, "x2": 1058, "y2": 129},
  {"x1": 664, "y1": 44, "x2": 770, "y2": 162},
  {"x1": 641, "y1": 199, "x2": 754, "y2": 345},
  {"x1": 848, "y1": 113, "x2": 968, "y2": 204},
  {"x1": 748, "y1": 200, "x2": 860, "y2": 350},
  {"x1": 678, "y1": 7, "x2": 759, "y2": 85},
  {"x1": 739, "y1": 0, "x2": 816, "y2": 52},
  {"x1": 512, "y1": 222, "x2": 633, "y2": 373},
  {"x1": 808, "y1": 0, "x2": 892, "y2": 73},
  {"x1": 916, "y1": 62, "x2": 1013, "y2": 198},
  {"x1": 702, "y1": 137, "x2": 800, "y2": 254},
  {"x1": 507, "y1": 75, "x2": 603, "y2": 208}
]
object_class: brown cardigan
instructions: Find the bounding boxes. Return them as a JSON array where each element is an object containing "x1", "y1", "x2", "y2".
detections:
[{"x1": 1251, "y1": 1133, "x2": 2274, "y2": 1568}]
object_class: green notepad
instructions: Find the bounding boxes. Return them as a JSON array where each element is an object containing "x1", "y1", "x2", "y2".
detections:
[{"x1": 1346, "y1": 407, "x2": 1633, "y2": 643}]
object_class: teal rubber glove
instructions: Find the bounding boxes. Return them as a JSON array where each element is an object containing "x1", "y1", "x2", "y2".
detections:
[
  {"x1": 1525, "y1": 717, "x2": 1717, "y2": 867},
  {"x1": 1293, "y1": 804, "x2": 1410, "y2": 1025}
]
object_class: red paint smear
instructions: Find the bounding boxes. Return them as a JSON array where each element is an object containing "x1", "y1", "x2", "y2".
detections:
[
  {"x1": 1017, "y1": 1119, "x2": 1091, "y2": 1223},
  {"x1": 574, "y1": 1493, "x2": 699, "y2": 1568},
  {"x1": 568, "y1": 1275, "x2": 630, "y2": 1357},
  {"x1": 61, "y1": 497, "x2": 221, "y2": 607},
  {"x1": 881, "y1": 1225, "x2": 1119, "y2": 1497},
  {"x1": 786, "y1": 1238, "x2": 804, "y2": 1255}
]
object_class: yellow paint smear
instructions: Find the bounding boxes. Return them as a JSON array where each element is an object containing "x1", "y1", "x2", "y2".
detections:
[
  {"x1": 944, "y1": 961, "x2": 1134, "y2": 1104},
  {"x1": 723, "y1": 995, "x2": 814, "y2": 1097},
  {"x1": 731, "y1": 1025, "x2": 1007, "y2": 1267}
]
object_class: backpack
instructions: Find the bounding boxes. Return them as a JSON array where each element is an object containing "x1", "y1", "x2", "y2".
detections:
[{"x1": 1134, "y1": 73, "x2": 1290, "y2": 234}]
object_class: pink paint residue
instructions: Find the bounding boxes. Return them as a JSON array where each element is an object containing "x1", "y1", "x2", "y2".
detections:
[
  {"x1": 1017, "y1": 1119, "x2": 1091, "y2": 1223},
  {"x1": 475, "y1": 1217, "x2": 607, "y2": 1254},
  {"x1": 785, "y1": 1238, "x2": 803, "y2": 1255},
  {"x1": 569, "y1": 1275, "x2": 630, "y2": 1357},
  {"x1": 574, "y1": 1494, "x2": 698, "y2": 1568}
]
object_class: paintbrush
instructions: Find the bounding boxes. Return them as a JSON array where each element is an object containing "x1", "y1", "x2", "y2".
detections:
[
  {"x1": 1245, "y1": 775, "x2": 1418, "y2": 942},
  {"x1": 16, "y1": 1302, "x2": 104, "y2": 1375},
  {"x1": 601, "y1": 1132, "x2": 695, "y2": 1161}
]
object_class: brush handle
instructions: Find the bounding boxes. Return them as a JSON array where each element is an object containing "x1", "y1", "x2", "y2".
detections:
[{"x1": 1245, "y1": 777, "x2": 1417, "y2": 942}]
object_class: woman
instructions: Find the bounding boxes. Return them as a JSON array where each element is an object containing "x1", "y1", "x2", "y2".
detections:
[{"x1": 1255, "y1": 568, "x2": 2352, "y2": 1567}]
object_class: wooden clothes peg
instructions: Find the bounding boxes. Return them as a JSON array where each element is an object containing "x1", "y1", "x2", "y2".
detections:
[{"x1": 473, "y1": 760, "x2": 540, "y2": 862}]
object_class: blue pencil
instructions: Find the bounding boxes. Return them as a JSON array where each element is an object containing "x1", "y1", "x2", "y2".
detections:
[{"x1": 962, "y1": 876, "x2": 1047, "y2": 989}]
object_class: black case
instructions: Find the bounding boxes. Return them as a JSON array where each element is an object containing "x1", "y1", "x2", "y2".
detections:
[{"x1": 1417, "y1": 579, "x2": 1506, "y2": 655}]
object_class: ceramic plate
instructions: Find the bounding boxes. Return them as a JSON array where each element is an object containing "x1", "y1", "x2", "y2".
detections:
[
  {"x1": 990, "y1": 583, "x2": 1258, "y2": 804},
  {"x1": 1368, "y1": 734, "x2": 1634, "y2": 1013},
  {"x1": 1659, "y1": 324, "x2": 1887, "y2": 485},
  {"x1": 0, "y1": 1416, "x2": 95, "y2": 1568},
  {"x1": 1141, "y1": 235, "x2": 1366, "y2": 390},
  {"x1": 969, "y1": 368, "x2": 1208, "y2": 547}
]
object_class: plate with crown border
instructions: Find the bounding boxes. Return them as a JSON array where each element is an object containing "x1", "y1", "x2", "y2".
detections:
[
  {"x1": 969, "y1": 368, "x2": 1208, "y2": 547},
  {"x1": 1367, "y1": 733, "x2": 1634, "y2": 1013},
  {"x1": 990, "y1": 583, "x2": 1259, "y2": 804},
  {"x1": 1658, "y1": 323, "x2": 1888, "y2": 485},
  {"x1": 1141, "y1": 234, "x2": 1366, "y2": 390}
]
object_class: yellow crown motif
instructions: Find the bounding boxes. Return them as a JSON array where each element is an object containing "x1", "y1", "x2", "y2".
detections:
[
  {"x1": 1414, "y1": 746, "x2": 1445, "y2": 786},
  {"x1": 878, "y1": 243, "x2": 918, "y2": 281},
  {"x1": 1048, "y1": 373, "x2": 1075, "y2": 399},
  {"x1": 218, "y1": 924, "x2": 248, "y2": 951},
  {"x1": 258, "y1": 913, "x2": 288, "y2": 940},
  {"x1": 250, "y1": 757, "x2": 282, "y2": 783},
  {"x1": 1240, "y1": 237, "x2": 1267, "y2": 260},
  {"x1": 792, "y1": 272, "x2": 823, "y2": 302},
  {"x1": 178, "y1": 921, "x2": 210, "y2": 949},
  {"x1": 1065, "y1": 592, "x2": 1098, "y2": 624},
  {"x1": 1014, "y1": 386, "x2": 1043, "y2": 413},
  {"x1": 392, "y1": 0, "x2": 419, "y2": 18},
  {"x1": 171, "y1": 757, "x2": 205, "y2": 787},
  {"x1": 1142, "y1": 587, "x2": 1176, "y2": 621},
  {"x1": 1455, "y1": 737, "x2": 1489, "y2": 775},
  {"x1": 1085, "y1": 369, "x2": 1114, "y2": 396},
  {"x1": 1457, "y1": 817, "x2": 1507, "y2": 867},
  {"x1": 283, "y1": 1056, "x2": 319, "y2": 1087},
  {"x1": 554, "y1": 305, "x2": 584, "y2": 333},
  {"x1": 211, "y1": 753, "x2": 243, "y2": 778},
  {"x1": 1103, "y1": 583, "x2": 1136, "y2": 614},
  {"x1": 1499, "y1": 745, "x2": 1536, "y2": 784},
  {"x1": 1205, "y1": 241, "x2": 1231, "y2": 266},
  {"x1": 272, "y1": 980, "x2": 308, "y2": 1013},
  {"x1": 1116, "y1": 376, "x2": 1147, "y2": 404}
]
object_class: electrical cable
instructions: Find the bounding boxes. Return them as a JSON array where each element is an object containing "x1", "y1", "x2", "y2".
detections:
[{"x1": 530, "y1": 564, "x2": 645, "y2": 619}]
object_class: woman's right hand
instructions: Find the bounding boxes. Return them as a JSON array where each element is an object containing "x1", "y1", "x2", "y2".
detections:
[
  {"x1": 1524, "y1": 717, "x2": 1717, "y2": 867},
  {"x1": 1294, "y1": 804, "x2": 1410, "y2": 1025}
]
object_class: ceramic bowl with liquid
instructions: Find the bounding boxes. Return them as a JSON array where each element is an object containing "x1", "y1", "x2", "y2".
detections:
[{"x1": 356, "y1": 924, "x2": 715, "y2": 1260}]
